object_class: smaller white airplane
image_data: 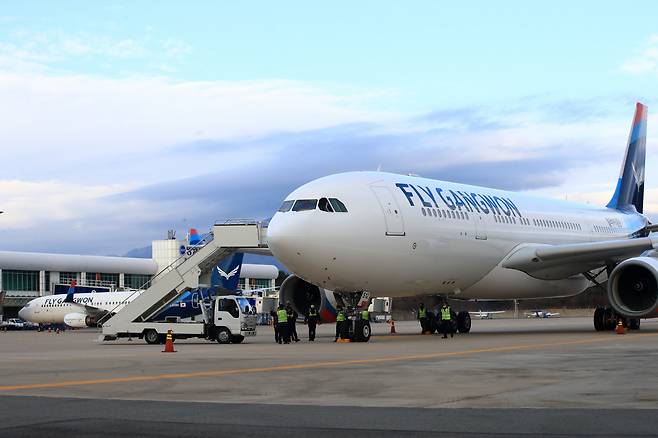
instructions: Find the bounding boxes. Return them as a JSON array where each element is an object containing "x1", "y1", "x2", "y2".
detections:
[
  {"x1": 525, "y1": 310, "x2": 560, "y2": 318},
  {"x1": 19, "y1": 282, "x2": 139, "y2": 328},
  {"x1": 469, "y1": 310, "x2": 506, "y2": 319}
]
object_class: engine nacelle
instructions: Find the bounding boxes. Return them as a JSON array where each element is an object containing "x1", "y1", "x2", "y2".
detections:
[
  {"x1": 63, "y1": 312, "x2": 88, "y2": 328},
  {"x1": 608, "y1": 257, "x2": 658, "y2": 318},
  {"x1": 279, "y1": 275, "x2": 339, "y2": 322}
]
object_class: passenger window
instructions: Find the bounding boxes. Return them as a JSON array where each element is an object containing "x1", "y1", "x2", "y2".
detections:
[
  {"x1": 329, "y1": 198, "x2": 348, "y2": 213},
  {"x1": 318, "y1": 198, "x2": 334, "y2": 212},
  {"x1": 292, "y1": 199, "x2": 318, "y2": 211},
  {"x1": 278, "y1": 200, "x2": 294, "y2": 212}
]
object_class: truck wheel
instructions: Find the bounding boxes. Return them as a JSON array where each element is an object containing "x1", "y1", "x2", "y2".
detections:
[
  {"x1": 144, "y1": 329, "x2": 159, "y2": 345},
  {"x1": 456, "y1": 311, "x2": 471, "y2": 333},
  {"x1": 216, "y1": 328, "x2": 231, "y2": 344},
  {"x1": 353, "y1": 320, "x2": 371, "y2": 342},
  {"x1": 231, "y1": 335, "x2": 245, "y2": 344}
]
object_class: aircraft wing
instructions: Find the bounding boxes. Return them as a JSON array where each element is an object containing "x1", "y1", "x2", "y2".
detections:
[
  {"x1": 69, "y1": 301, "x2": 107, "y2": 315},
  {"x1": 501, "y1": 235, "x2": 658, "y2": 280}
]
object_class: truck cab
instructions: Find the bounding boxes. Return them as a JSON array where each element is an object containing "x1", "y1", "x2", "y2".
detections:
[{"x1": 210, "y1": 295, "x2": 258, "y2": 344}]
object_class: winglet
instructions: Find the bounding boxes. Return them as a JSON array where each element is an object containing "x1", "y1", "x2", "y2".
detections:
[{"x1": 607, "y1": 102, "x2": 648, "y2": 213}]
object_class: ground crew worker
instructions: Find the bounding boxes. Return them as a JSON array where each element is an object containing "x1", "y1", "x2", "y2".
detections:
[
  {"x1": 360, "y1": 307, "x2": 369, "y2": 322},
  {"x1": 306, "y1": 304, "x2": 319, "y2": 341},
  {"x1": 418, "y1": 303, "x2": 428, "y2": 334},
  {"x1": 334, "y1": 306, "x2": 346, "y2": 342},
  {"x1": 270, "y1": 309, "x2": 280, "y2": 344},
  {"x1": 440, "y1": 302, "x2": 454, "y2": 339},
  {"x1": 286, "y1": 303, "x2": 300, "y2": 342},
  {"x1": 277, "y1": 304, "x2": 290, "y2": 344}
]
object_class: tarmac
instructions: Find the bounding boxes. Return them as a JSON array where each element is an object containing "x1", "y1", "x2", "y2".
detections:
[{"x1": 1, "y1": 317, "x2": 658, "y2": 437}]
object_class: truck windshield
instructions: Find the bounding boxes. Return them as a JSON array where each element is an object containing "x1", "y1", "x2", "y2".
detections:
[{"x1": 235, "y1": 297, "x2": 252, "y2": 314}]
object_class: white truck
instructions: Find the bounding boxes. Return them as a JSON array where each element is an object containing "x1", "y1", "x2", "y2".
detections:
[{"x1": 103, "y1": 295, "x2": 258, "y2": 345}]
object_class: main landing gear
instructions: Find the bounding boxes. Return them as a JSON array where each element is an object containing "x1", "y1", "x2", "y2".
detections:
[{"x1": 593, "y1": 307, "x2": 640, "y2": 332}]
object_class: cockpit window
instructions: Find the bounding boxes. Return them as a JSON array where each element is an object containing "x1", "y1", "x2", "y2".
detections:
[
  {"x1": 292, "y1": 199, "x2": 318, "y2": 211},
  {"x1": 318, "y1": 198, "x2": 334, "y2": 212},
  {"x1": 278, "y1": 200, "x2": 294, "y2": 212},
  {"x1": 329, "y1": 198, "x2": 348, "y2": 212}
]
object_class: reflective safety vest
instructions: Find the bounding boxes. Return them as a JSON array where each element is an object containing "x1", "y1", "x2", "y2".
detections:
[
  {"x1": 419, "y1": 308, "x2": 427, "y2": 318},
  {"x1": 361, "y1": 310, "x2": 369, "y2": 320},
  {"x1": 441, "y1": 307, "x2": 451, "y2": 321},
  {"x1": 277, "y1": 309, "x2": 288, "y2": 323},
  {"x1": 336, "y1": 311, "x2": 346, "y2": 322}
]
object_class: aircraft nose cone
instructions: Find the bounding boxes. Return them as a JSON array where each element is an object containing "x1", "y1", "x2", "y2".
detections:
[
  {"x1": 18, "y1": 307, "x2": 27, "y2": 320},
  {"x1": 266, "y1": 214, "x2": 294, "y2": 260}
]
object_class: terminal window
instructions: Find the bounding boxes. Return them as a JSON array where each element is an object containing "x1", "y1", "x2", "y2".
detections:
[
  {"x1": 2, "y1": 270, "x2": 39, "y2": 292},
  {"x1": 59, "y1": 272, "x2": 78, "y2": 284},
  {"x1": 125, "y1": 274, "x2": 152, "y2": 289}
]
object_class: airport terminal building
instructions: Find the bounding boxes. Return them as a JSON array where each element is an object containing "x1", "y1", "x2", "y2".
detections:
[{"x1": 0, "y1": 238, "x2": 279, "y2": 319}]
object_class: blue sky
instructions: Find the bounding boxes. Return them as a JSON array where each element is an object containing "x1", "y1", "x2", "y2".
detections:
[{"x1": 0, "y1": 1, "x2": 657, "y2": 254}]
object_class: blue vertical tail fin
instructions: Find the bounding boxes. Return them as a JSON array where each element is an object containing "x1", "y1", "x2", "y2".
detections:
[
  {"x1": 211, "y1": 252, "x2": 244, "y2": 291},
  {"x1": 607, "y1": 102, "x2": 648, "y2": 213},
  {"x1": 64, "y1": 281, "x2": 76, "y2": 303}
]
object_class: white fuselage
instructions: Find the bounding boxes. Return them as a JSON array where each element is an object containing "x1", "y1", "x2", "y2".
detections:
[
  {"x1": 18, "y1": 291, "x2": 139, "y2": 324},
  {"x1": 267, "y1": 171, "x2": 648, "y2": 300}
]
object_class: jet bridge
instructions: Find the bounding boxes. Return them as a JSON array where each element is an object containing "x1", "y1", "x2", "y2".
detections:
[{"x1": 101, "y1": 221, "x2": 267, "y2": 340}]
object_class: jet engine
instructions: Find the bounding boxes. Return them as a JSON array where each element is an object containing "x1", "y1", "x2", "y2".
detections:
[
  {"x1": 63, "y1": 313, "x2": 98, "y2": 328},
  {"x1": 278, "y1": 275, "x2": 339, "y2": 322},
  {"x1": 608, "y1": 257, "x2": 658, "y2": 318},
  {"x1": 63, "y1": 312, "x2": 88, "y2": 328}
]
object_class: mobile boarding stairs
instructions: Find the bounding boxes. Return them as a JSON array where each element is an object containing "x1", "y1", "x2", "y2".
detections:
[{"x1": 100, "y1": 221, "x2": 268, "y2": 341}]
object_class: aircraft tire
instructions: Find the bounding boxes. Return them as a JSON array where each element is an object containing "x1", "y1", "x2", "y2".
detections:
[
  {"x1": 353, "y1": 320, "x2": 371, "y2": 342},
  {"x1": 593, "y1": 307, "x2": 605, "y2": 331},
  {"x1": 456, "y1": 311, "x2": 471, "y2": 333},
  {"x1": 603, "y1": 308, "x2": 617, "y2": 331},
  {"x1": 629, "y1": 318, "x2": 641, "y2": 330},
  {"x1": 426, "y1": 312, "x2": 437, "y2": 334},
  {"x1": 144, "y1": 329, "x2": 159, "y2": 345}
]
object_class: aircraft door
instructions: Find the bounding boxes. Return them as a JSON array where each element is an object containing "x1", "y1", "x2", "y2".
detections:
[
  {"x1": 371, "y1": 186, "x2": 405, "y2": 236},
  {"x1": 474, "y1": 214, "x2": 487, "y2": 240}
]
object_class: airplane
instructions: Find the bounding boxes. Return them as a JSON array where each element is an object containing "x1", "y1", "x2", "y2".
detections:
[
  {"x1": 525, "y1": 310, "x2": 560, "y2": 318},
  {"x1": 469, "y1": 310, "x2": 506, "y2": 319},
  {"x1": 18, "y1": 253, "x2": 246, "y2": 328},
  {"x1": 268, "y1": 102, "x2": 655, "y2": 335}
]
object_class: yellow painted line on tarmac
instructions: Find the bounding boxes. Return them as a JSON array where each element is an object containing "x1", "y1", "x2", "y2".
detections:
[{"x1": 0, "y1": 333, "x2": 654, "y2": 392}]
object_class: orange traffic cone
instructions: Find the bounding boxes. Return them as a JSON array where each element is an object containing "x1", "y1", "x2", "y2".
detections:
[
  {"x1": 163, "y1": 330, "x2": 176, "y2": 352},
  {"x1": 616, "y1": 320, "x2": 626, "y2": 335},
  {"x1": 390, "y1": 320, "x2": 396, "y2": 334}
]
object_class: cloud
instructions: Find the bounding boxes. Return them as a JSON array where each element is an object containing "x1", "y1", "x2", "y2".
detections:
[
  {"x1": 0, "y1": 69, "x2": 652, "y2": 255},
  {"x1": 0, "y1": 73, "x2": 385, "y2": 184},
  {"x1": 620, "y1": 34, "x2": 658, "y2": 75},
  {"x1": 0, "y1": 29, "x2": 191, "y2": 75}
]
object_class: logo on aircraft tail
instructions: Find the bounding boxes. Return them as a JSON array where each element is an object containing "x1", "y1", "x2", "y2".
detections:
[{"x1": 217, "y1": 266, "x2": 239, "y2": 280}]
